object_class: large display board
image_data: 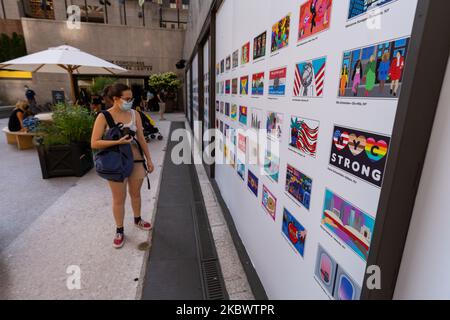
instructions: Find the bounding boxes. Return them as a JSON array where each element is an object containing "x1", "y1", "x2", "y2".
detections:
[{"x1": 214, "y1": 0, "x2": 419, "y2": 300}]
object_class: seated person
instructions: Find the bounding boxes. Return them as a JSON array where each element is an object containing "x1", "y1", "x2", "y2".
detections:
[{"x1": 8, "y1": 100, "x2": 29, "y2": 132}]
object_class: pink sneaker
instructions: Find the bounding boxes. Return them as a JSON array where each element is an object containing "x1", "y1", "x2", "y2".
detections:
[
  {"x1": 135, "y1": 219, "x2": 153, "y2": 231},
  {"x1": 113, "y1": 233, "x2": 125, "y2": 249}
]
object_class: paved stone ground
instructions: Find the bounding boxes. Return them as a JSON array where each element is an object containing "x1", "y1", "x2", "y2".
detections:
[
  {"x1": 0, "y1": 115, "x2": 172, "y2": 300},
  {"x1": 0, "y1": 113, "x2": 254, "y2": 300},
  {"x1": 0, "y1": 118, "x2": 80, "y2": 252}
]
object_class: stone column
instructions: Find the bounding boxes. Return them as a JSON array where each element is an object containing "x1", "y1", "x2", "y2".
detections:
[{"x1": 53, "y1": 0, "x2": 67, "y2": 21}]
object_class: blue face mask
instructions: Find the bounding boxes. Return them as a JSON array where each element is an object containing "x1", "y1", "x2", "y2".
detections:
[{"x1": 120, "y1": 99, "x2": 133, "y2": 111}]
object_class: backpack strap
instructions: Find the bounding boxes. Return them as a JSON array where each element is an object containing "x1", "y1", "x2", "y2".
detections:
[
  {"x1": 101, "y1": 111, "x2": 117, "y2": 129},
  {"x1": 132, "y1": 136, "x2": 151, "y2": 190}
]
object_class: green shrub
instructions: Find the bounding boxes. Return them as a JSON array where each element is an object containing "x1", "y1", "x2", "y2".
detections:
[
  {"x1": 0, "y1": 32, "x2": 27, "y2": 62},
  {"x1": 38, "y1": 103, "x2": 95, "y2": 146},
  {"x1": 90, "y1": 77, "x2": 117, "y2": 96},
  {"x1": 148, "y1": 72, "x2": 182, "y2": 100}
]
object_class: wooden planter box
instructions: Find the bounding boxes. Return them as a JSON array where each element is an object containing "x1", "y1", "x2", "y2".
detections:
[{"x1": 37, "y1": 143, "x2": 94, "y2": 179}]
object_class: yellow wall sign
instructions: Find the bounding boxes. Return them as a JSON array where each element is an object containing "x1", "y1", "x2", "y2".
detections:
[{"x1": 0, "y1": 70, "x2": 33, "y2": 79}]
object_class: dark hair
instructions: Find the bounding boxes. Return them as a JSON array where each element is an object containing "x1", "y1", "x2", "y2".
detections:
[
  {"x1": 92, "y1": 97, "x2": 102, "y2": 105},
  {"x1": 102, "y1": 85, "x2": 112, "y2": 98},
  {"x1": 107, "y1": 83, "x2": 130, "y2": 99}
]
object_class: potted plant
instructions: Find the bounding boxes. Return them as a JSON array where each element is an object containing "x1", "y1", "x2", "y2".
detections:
[
  {"x1": 36, "y1": 103, "x2": 95, "y2": 179},
  {"x1": 148, "y1": 72, "x2": 182, "y2": 112}
]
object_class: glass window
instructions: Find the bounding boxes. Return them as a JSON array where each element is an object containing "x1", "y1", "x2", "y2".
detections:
[
  {"x1": 351, "y1": 49, "x2": 360, "y2": 61},
  {"x1": 80, "y1": 4, "x2": 105, "y2": 23},
  {"x1": 23, "y1": 0, "x2": 55, "y2": 19}
]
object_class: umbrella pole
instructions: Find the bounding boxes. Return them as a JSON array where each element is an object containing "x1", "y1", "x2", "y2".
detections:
[
  {"x1": 68, "y1": 68, "x2": 76, "y2": 104},
  {"x1": 58, "y1": 64, "x2": 77, "y2": 105}
]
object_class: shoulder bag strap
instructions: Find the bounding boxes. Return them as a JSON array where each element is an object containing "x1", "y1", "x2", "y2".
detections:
[
  {"x1": 101, "y1": 111, "x2": 117, "y2": 129},
  {"x1": 132, "y1": 136, "x2": 151, "y2": 190}
]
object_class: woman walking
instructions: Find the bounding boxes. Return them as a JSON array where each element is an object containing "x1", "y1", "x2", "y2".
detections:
[
  {"x1": 364, "y1": 55, "x2": 377, "y2": 97},
  {"x1": 91, "y1": 84, "x2": 155, "y2": 249},
  {"x1": 157, "y1": 90, "x2": 167, "y2": 121},
  {"x1": 378, "y1": 51, "x2": 390, "y2": 93},
  {"x1": 339, "y1": 64, "x2": 349, "y2": 96},
  {"x1": 389, "y1": 51, "x2": 405, "y2": 97}
]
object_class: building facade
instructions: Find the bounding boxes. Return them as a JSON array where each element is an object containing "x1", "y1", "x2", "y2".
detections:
[
  {"x1": 1, "y1": 0, "x2": 190, "y2": 29},
  {"x1": 0, "y1": 0, "x2": 189, "y2": 107}
]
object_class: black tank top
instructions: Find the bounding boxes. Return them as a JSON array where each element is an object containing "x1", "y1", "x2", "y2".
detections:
[{"x1": 8, "y1": 109, "x2": 24, "y2": 132}]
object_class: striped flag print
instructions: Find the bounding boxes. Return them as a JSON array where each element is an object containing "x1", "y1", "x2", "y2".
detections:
[
  {"x1": 294, "y1": 65, "x2": 301, "y2": 96},
  {"x1": 333, "y1": 130, "x2": 350, "y2": 151},
  {"x1": 315, "y1": 62, "x2": 326, "y2": 96},
  {"x1": 294, "y1": 57, "x2": 327, "y2": 97}
]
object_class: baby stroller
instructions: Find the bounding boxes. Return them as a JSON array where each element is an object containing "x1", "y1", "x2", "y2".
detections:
[{"x1": 136, "y1": 107, "x2": 163, "y2": 142}]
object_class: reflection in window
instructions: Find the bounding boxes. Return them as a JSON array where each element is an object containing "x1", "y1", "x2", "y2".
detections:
[
  {"x1": 79, "y1": 4, "x2": 105, "y2": 23},
  {"x1": 23, "y1": 0, "x2": 55, "y2": 19}
]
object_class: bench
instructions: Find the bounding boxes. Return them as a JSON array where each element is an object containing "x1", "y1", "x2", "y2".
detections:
[{"x1": 3, "y1": 127, "x2": 39, "y2": 150}]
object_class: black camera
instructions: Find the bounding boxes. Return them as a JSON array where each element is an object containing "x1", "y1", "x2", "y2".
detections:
[{"x1": 122, "y1": 127, "x2": 136, "y2": 138}]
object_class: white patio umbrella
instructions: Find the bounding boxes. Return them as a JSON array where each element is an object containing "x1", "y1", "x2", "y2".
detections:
[{"x1": 0, "y1": 45, "x2": 128, "y2": 102}]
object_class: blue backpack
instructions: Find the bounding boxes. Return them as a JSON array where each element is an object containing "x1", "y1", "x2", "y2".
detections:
[
  {"x1": 23, "y1": 116, "x2": 40, "y2": 132},
  {"x1": 94, "y1": 111, "x2": 134, "y2": 183}
]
